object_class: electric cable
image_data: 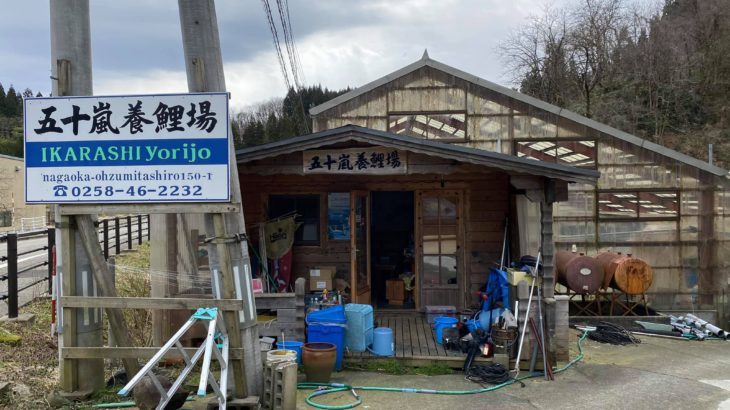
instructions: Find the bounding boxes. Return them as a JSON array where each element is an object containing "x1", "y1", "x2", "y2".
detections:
[
  {"x1": 585, "y1": 322, "x2": 641, "y2": 345},
  {"x1": 298, "y1": 330, "x2": 591, "y2": 409},
  {"x1": 464, "y1": 363, "x2": 512, "y2": 385}
]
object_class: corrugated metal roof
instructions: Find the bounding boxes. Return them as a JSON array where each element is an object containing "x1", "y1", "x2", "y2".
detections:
[
  {"x1": 309, "y1": 54, "x2": 727, "y2": 177},
  {"x1": 236, "y1": 124, "x2": 599, "y2": 184}
]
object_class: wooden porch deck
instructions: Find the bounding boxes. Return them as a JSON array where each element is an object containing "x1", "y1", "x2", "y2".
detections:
[{"x1": 344, "y1": 311, "x2": 488, "y2": 368}]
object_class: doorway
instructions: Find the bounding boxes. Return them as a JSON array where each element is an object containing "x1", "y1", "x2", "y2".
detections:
[{"x1": 370, "y1": 191, "x2": 415, "y2": 309}]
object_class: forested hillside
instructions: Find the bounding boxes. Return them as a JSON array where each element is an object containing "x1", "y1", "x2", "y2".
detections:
[
  {"x1": 499, "y1": 0, "x2": 730, "y2": 168},
  {"x1": 231, "y1": 85, "x2": 349, "y2": 149},
  {"x1": 0, "y1": 83, "x2": 40, "y2": 158}
]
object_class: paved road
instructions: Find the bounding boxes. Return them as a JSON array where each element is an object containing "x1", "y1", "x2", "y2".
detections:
[{"x1": 289, "y1": 333, "x2": 730, "y2": 410}]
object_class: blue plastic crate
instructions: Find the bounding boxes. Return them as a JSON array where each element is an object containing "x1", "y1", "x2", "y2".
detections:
[{"x1": 344, "y1": 304, "x2": 373, "y2": 352}]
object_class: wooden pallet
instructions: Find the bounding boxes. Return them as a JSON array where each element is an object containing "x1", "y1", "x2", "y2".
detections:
[{"x1": 343, "y1": 312, "x2": 491, "y2": 368}]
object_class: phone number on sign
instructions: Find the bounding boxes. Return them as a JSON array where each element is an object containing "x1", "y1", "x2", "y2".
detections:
[{"x1": 52, "y1": 185, "x2": 204, "y2": 198}]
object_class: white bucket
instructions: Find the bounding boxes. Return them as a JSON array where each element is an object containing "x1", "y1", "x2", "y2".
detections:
[{"x1": 266, "y1": 349, "x2": 297, "y2": 364}]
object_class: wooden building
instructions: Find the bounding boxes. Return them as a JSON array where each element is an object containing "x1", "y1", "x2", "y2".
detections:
[
  {"x1": 237, "y1": 126, "x2": 597, "y2": 310},
  {"x1": 239, "y1": 52, "x2": 730, "y2": 324}
]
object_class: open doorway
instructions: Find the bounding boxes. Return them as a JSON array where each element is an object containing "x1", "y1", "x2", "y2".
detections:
[{"x1": 370, "y1": 191, "x2": 415, "y2": 309}]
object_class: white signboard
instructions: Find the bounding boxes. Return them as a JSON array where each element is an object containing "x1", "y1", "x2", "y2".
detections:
[
  {"x1": 303, "y1": 147, "x2": 407, "y2": 175},
  {"x1": 24, "y1": 92, "x2": 230, "y2": 203}
]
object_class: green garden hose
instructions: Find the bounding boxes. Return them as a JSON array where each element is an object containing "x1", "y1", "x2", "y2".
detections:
[{"x1": 298, "y1": 330, "x2": 590, "y2": 409}]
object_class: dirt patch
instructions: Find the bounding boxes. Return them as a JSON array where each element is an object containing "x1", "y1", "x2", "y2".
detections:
[{"x1": 0, "y1": 298, "x2": 59, "y2": 409}]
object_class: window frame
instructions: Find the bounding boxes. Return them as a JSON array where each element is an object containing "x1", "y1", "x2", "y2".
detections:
[
  {"x1": 267, "y1": 194, "x2": 321, "y2": 246},
  {"x1": 596, "y1": 189, "x2": 680, "y2": 222},
  {"x1": 387, "y1": 111, "x2": 468, "y2": 142},
  {"x1": 514, "y1": 138, "x2": 598, "y2": 169}
]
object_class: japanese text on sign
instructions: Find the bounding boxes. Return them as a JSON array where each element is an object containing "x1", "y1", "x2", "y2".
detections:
[
  {"x1": 303, "y1": 148, "x2": 407, "y2": 175},
  {"x1": 24, "y1": 92, "x2": 230, "y2": 204}
]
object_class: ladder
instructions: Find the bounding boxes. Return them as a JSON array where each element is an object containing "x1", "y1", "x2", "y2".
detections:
[{"x1": 118, "y1": 307, "x2": 229, "y2": 409}]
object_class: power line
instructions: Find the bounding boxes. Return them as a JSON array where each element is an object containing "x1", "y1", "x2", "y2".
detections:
[{"x1": 261, "y1": 0, "x2": 310, "y2": 133}]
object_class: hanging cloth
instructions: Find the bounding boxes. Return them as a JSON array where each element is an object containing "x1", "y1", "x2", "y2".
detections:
[{"x1": 264, "y1": 215, "x2": 300, "y2": 259}]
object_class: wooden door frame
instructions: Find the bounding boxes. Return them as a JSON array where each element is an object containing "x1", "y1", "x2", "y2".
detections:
[
  {"x1": 350, "y1": 190, "x2": 371, "y2": 304},
  {"x1": 415, "y1": 189, "x2": 465, "y2": 310}
]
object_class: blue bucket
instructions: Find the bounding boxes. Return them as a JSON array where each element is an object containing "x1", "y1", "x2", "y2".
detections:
[
  {"x1": 434, "y1": 316, "x2": 459, "y2": 344},
  {"x1": 276, "y1": 341, "x2": 303, "y2": 364},
  {"x1": 368, "y1": 327, "x2": 394, "y2": 356}
]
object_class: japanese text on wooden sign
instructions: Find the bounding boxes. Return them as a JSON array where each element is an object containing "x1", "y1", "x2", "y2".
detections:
[
  {"x1": 24, "y1": 92, "x2": 230, "y2": 203},
  {"x1": 303, "y1": 147, "x2": 407, "y2": 175}
]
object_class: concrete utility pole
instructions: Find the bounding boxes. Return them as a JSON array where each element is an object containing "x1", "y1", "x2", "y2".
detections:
[
  {"x1": 50, "y1": 0, "x2": 104, "y2": 392},
  {"x1": 178, "y1": 0, "x2": 263, "y2": 397}
]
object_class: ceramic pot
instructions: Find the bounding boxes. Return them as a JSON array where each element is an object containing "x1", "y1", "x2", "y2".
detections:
[{"x1": 302, "y1": 342, "x2": 337, "y2": 383}]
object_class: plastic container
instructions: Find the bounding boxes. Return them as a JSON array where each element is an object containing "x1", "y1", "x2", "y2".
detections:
[
  {"x1": 306, "y1": 305, "x2": 347, "y2": 371},
  {"x1": 433, "y1": 316, "x2": 458, "y2": 345},
  {"x1": 276, "y1": 341, "x2": 303, "y2": 364},
  {"x1": 266, "y1": 349, "x2": 297, "y2": 364},
  {"x1": 425, "y1": 305, "x2": 457, "y2": 324},
  {"x1": 344, "y1": 304, "x2": 374, "y2": 352},
  {"x1": 259, "y1": 336, "x2": 275, "y2": 351},
  {"x1": 369, "y1": 327, "x2": 394, "y2": 356}
]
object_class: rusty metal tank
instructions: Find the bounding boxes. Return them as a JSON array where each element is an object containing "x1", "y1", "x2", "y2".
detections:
[
  {"x1": 555, "y1": 251, "x2": 604, "y2": 294},
  {"x1": 595, "y1": 252, "x2": 653, "y2": 295}
]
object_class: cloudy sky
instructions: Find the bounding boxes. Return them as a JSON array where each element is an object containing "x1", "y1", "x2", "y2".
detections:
[{"x1": 1, "y1": 0, "x2": 559, "y2": 111}]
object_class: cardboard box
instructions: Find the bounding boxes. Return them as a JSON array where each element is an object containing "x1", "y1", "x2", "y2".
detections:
[{"x1": 308, "y1": 266, "x2": 335, "y2": 291}]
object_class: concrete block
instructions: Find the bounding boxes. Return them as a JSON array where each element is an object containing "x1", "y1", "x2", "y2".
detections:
[{"x1": 0, "y1": 313, "x2": 36, "y2": 324}]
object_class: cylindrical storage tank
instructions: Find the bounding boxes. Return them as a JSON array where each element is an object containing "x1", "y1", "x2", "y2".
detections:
[
  {"x1": 555, "y1": 251, "x2": 604, "y2": 294},
  {"x1": 595, "y1": 252, "x2": 653, "y2": 295}
]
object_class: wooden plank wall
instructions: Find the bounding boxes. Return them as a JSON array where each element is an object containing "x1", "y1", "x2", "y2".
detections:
[{"x1": 238, "y1": 152, "x2": 510, "y2": 310}]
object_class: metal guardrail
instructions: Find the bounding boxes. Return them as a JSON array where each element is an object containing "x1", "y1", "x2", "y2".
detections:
[{"x1": 1, "y1": 214, "x2": 150, "y2": 318}]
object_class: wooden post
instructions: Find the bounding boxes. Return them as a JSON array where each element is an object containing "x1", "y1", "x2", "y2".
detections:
[
  {"x1": 48, "y1": 228, "x2": 55, "y2": 294},
  {"x1": 178, "y1": 0, "x2": 263, "y2": 396},
  {"x1": 60, "y1": 215, "x2": 78, "y2": 392},
  {"x1": 76, "y1": 215, "x2": 139, "y2": 376},
  {"x1": 212, "y1": 213, "x2": 247, "y2": 397},
  {"x1": 51, "y1": 0, "x2": 103, "y2": 392}
]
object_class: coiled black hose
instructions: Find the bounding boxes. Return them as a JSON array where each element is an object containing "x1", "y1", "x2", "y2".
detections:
[
  {"x1": 586, "y1": 322, "x2": 641, "y2": 345},
  {"x1": 465, "y1": 363, "x2": 513, "y2": 385}
]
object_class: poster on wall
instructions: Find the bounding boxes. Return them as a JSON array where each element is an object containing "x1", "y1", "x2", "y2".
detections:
[
  {"x1": 24, "y1": 92, "x2": 230, "y2": 203},
  {"x1": 327, "y1": 192, "x2": 350, "y2": 240},
  {"x1": 303, "y1": 147, "x2": 407, "y2": 175}
]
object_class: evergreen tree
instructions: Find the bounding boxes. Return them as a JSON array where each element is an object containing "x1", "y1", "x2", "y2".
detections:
[
  {"x1": 0, "y1": 84, "x2": 6, "y2": 117},
  {"x1": 4, "y1": 86, "x2": 19, "y2": 117}
]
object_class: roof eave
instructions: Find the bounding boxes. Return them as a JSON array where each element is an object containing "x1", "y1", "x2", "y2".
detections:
[{"x1": 236, "y1": 125, "x2": 599, "y2": 185}]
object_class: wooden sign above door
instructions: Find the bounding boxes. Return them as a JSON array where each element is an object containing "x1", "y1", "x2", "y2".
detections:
[{"x1": 303, "y1": 147, "x2": 407, "y2": 175}]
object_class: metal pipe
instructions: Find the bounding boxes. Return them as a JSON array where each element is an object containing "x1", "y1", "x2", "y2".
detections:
[
  {"x1": 513, "y1": 251, "x2": 540, "y2": 376},
  {"x1": 47, "y1": 228, "x2": 55, "y2": 294}
]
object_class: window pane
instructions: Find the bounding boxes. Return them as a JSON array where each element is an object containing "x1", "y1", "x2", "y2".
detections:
[
  {"x1": 423, "y1": 234, "x2": 440, "y2": 254},
  {"x1": 388, "y1": 113, "x2": 466, "y2": 140},
  {"x1": 440, "y1": 235, "x2": 457, "y2": 254},
  {"x1": 441, "y1": 256, "x2": 457, "y2": 285},
  {"x1": 423, "y1": 256, "x2": 440, "y2": 285},
  {"x1": 557, "y1": 140, "x2": 596, "y2": 168},
  {"x1": 422, "y1": 197, "x2": 439, "y2": 225},
  {"x1": 439, "y1": 197, "x2": 458, "y2": 223},
  {"x1": 639, "y1": 192, "x2": 678, "y2": 217},
  {"x1": 327, "y1": 193, "x2": 350, "y2": 240},
  {"x1": 269, "y1": 195, "x2": 320, "y2": 245},
  {"x1": 516, "y1": 140, "x2": 557, "y2": 162},
  {"x1": 598, "y1": 192, "x2": 638, "y2": 218}
]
